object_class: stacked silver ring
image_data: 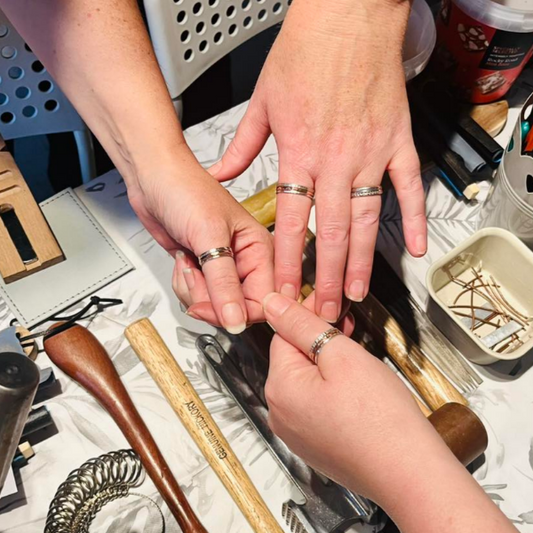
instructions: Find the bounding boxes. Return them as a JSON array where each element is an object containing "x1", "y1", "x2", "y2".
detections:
[
  {"x1": 308, "y1": 327, "x2": 343, "y2": 364},
  {"x1": 198, "y1": 246, "x2": 234, "y2": 268},
  {"x1": 276, "y1": 183, "x2": 315, "y2": 200},
  {"x1": 351, "y1": 186, "x2": 383, "y2": 198}
]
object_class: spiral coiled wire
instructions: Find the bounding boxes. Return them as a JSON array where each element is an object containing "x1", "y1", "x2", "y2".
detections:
[{"x1": 45, "y1": 449, "x2": 147, "y2": 533}]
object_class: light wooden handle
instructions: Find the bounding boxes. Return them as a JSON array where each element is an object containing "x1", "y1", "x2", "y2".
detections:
[{"x1": 125, "y1": 319, "x2": 284, "y2": 533}]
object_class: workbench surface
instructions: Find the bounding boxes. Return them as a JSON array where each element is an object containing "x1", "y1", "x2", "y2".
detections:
[{"x1": 1, "y1": 100, "x2": 532, "y2": 533}]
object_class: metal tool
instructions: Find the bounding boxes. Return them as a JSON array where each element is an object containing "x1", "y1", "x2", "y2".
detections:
[
  {"x1": 45, "y1": 449, "x2": 164, "y2": 533},
  {"x1": 0, "y1": 350, "x2": 40, "y2": 491},
  {"x1": 197, "y1": 334, "x2": 380, "y2": 533}
]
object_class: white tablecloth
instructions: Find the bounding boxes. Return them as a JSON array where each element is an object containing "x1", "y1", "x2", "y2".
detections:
[{"x1": 1, "y1": 101, "x2": 533, "y2": 533}]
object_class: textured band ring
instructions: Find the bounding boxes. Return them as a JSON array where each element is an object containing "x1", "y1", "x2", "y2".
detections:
[
  {"x1": 197, "y1": 246, "x2": 234, "y2": 268},
  {"x1": 276, "y1": 183, "x2": 315, "y2": 201},
  {"x1": 308, "y1": 327, "x2": 343, "y2": 364},
  {"x1": 351, "y1": 186, "x2": 383, "y2": 198}
]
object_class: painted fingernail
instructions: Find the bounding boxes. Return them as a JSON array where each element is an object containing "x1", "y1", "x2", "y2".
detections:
[
  {"x1": 280, "y1": 283, "x2": 297, "y2": 300},
  {"x1": 263, "y1": 292, "x2": 292, "y2": 317},
  {"x1": 209, "y1": 160, "x2": 223, "y2": 176},
  {"x1": 320, "y1": 301, "x2": 339, "y2": 323},
  {"x1": 416, "y1": 234, "x2": 427, "y2": 256},
  {"x1": 347, "y1": 280, "x2": 365, "y2": 302},
  {"x1": 222, "y1": 302, "x2": 246, "y2": 334},
  {"x1": 183, "y1": 268, "x2": 195, "y2": 291}
]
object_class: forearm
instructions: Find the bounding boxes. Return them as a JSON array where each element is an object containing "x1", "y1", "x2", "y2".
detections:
[
  {"x1": 358, "y1": 435, "x2": 517, "y2": 533},
  {"x1": 0, "y1": 0, "x2": 195, "y2": 186}
]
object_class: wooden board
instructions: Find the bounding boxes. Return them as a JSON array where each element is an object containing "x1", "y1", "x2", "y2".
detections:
[{"x1": 0, "y1": 152, "x2": 64, "y2": 283}]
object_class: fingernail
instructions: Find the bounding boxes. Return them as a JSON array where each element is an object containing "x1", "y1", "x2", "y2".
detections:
[
  {"x1": 222, "y1": 302, "x2": 246, "y2": 334},
  {"x1": 347, "y1": 280, "x2": 365, "y2": 302},
  {"x1": 263, "y1": 292, "x2": 292, "y2": 318},
  {"x1": 280, "y1": 283, "x2": 297, "y2": 300},
  {"x1": 209, "y1": 160, "x2": 223, "y2": 176},
  {"x1": 416, "y1": 234, "x2": 427, "y2": 256},
  {"x1": 320, "y1": 301, "x2": 339, "y2": 323},
  {"x1": 186, "y1": 309, "x2": 200, "y2": 319},
  {"x1": 176, "y1": 250, "x2": 185, "y2": 260},
  {"x1": 183, "y1": 268, "x2": 195, "y2": 290}
]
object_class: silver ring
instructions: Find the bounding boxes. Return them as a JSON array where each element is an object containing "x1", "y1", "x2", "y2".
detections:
[
  {"x1": 276, "y1": 183, "x2": 315, "y2": 201},
  {"x1": 351, "y1": 186, "x2": 383, "y2": 198},
  {"x1": 198, "y1": 246, "x2": 234, "y2": 268},
  {"x1": 308, "y1": 327, "x2": 343, "y2": 364}
]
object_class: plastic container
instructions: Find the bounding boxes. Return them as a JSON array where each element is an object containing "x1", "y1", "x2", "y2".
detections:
[
  {"x1": 403, "y1": 0, "x2": 437, "y2": 81},
  {"x1": 427, "y1": 228, "x2": 533, "y2": 365},
  {"x1": 434, "y1": 0, "x2": 533, "y2": 103},
  {"x1": 478, "y1": 92, "x2": 533, "y2": 247}
]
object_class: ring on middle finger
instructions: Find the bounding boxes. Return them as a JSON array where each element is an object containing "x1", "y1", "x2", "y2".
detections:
[{"x1": 276, "y1": 183, "x2": 315, "y2": 201}]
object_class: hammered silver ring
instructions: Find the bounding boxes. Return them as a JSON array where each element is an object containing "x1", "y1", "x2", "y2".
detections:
[
  {"x1": 308, "y1": 327, "x2": 343, "y2": 364},
  {"x1": 198, "y1": 247, "x2": 234, "y2": 268},
  {"x1": 351, "y1": 186, "x2": 383, "y2": 199},
  {"x1": 276, "y1": 183, "x2": 315, "y2": 201}
]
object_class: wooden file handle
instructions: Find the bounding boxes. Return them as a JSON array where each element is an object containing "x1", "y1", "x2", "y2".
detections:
[
  {"x1": 43, "y1": 324, "x2": 208, "y2": 533},
  {"x1": 244, "y1": 186, "x2": 466, "y2": 412},
  {"x1": 125, "y1": 318, "x2": 284, "y2": 533}
]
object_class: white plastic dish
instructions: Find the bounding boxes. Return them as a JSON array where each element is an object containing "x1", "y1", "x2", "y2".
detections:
[{"x1": 427, "y1": 228, "x2": 533, "y2": 365}]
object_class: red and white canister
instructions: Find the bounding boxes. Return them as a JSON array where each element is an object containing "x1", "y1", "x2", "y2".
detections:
[{"x1": 435, "y1": 0, "x2": 533, "y2": 103}]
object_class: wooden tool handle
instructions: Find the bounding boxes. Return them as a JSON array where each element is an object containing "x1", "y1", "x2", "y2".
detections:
[
  {"x1": 352, "y1": 293, "x2": 467, "y2": 411},
  {"x1": 43, "y1": 325, "x2": 208, "y2": 533},
  {"x1": 125, "y1": 318, "x2": 284, "y2": 533}
]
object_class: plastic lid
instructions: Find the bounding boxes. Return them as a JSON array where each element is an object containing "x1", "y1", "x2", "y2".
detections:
[{"x1": 454, "y1": 0, "x2": 533, "y2": 31}]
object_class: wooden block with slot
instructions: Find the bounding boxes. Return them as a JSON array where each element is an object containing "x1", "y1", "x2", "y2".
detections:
[{"x1": 0, "y1": 151, "x2": 63, "y2": 283}]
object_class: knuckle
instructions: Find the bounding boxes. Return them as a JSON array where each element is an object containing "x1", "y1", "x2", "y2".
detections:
[
  {"x1": 351, "y1": 208, "x2": 380, "y2": 227},
  {"x1": 317, "y1": 222, "x2": 348, "y2": 244},
  {"x1": 277, "y1": 212, "x2": 308, "y2": 237},
  {"x1": 277, "y1": 259, "x2": 301, "y2": 277},
  {"x1": 399, "y1": 172, "x2": 423, "y2": 195},
  {"x1": 319, "y1": 278, "x2": 343, "y2": 294},
  {"x1": 264, "y1": 379, "x2": 285, "y2": 411}
]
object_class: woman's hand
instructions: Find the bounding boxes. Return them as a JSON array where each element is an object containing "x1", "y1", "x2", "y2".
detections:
[
  {"x1": 211, "y1": 0, "x2": 427, "y2": 323},
  {"x1": 128, "y1": 153, "x2": 274, "y2": 333},
  {"x1": 263, "y1": 292, "x2": 518, "y2": 533}
]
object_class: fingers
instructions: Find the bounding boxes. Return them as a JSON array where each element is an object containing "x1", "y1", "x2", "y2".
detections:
[
  {"x1": 314, "y1": 178, "x2": 351, "y2": 323},
  {"x1": 274, "y1": 163, "x2": 314, "y2": 300},
  {"x1": 345, "y1": 170, "x2": 383, "y2": 303},
  {"x1": 388, "y1": 144, "x2": 427, "y2": 258},
  {"x1": 209, "y1": 99, "x2": 270, "y2": 183},
  {"x1": 263, "y1": 292, "x2": 348, "y2": 364}
]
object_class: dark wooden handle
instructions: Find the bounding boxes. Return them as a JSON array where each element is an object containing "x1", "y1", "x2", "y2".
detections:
[{"x1": 43, "y1": 324, "x2": 208, "y2": 533}]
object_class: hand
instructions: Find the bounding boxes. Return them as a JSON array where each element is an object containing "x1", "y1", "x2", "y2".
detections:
[
  {"x1": 263, "y1": 292, "x2": 518, "y2": 533},
  {"x1": 210, "y1": 0, "x2": 427, "y2": 323},
  {"x1": 127, "y1": 154, "x2": 274, "y2": 333}
]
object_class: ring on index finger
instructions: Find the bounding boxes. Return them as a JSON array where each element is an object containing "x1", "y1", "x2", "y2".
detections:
[
  {"x1": 308, "y1": 327, "x2": 343, "y2": 364},
  {"x1": 197, "y1": 246, "x2": 234, "y2": 268},
  {"x1": 276, "y1": 183, "x2": 315, "y2": 201}
]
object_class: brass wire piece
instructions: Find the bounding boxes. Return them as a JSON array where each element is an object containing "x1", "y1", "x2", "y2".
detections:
[
  {"x1": 275, "y1": 183, "x2": 315, "y2": 201},
  {"x1": 45, "y1": 449, "x2": 164, "y2": 533},
  {"x1": 197, "y1": 246, "x2": 234, "y2": 268},
  {"x1": 351, "y1": 186, "x2": 383, "y2": 198},
  {"x1": 308, "y1": 328, "x2": 343, "y2": 364}
]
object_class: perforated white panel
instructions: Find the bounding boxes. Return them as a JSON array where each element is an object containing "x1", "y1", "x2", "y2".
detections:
[
  {"x1": 0, "y1": 11, "x2": 85, "y2": 140},
  {"x1": 144, "y1": 0, "x2": 289, "y2": 99}
]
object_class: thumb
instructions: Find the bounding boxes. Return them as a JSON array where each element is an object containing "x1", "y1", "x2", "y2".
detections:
[{"x1": 209, "y1": 99, "x2": 270, "y2": 182}]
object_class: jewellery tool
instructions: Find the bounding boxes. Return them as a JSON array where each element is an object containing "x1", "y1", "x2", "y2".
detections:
[
  {"x1": 43, "y1": 323, "x2": 208, "y2": 533},
  {"x1": 125, "y1": 318, "x2": 285, "y2": 533}
]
